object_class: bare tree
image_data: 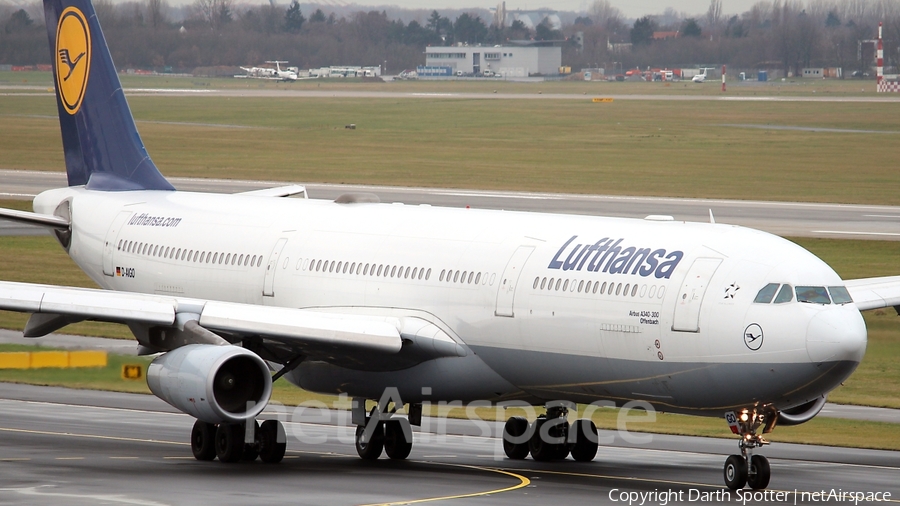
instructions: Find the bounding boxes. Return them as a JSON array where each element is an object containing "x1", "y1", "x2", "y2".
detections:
[
  {"x1": 588, "y1": 0, "x2": 622, "y2": 30},
  {"x1": 191, "y1": 0, "x2": 232, "y2": 31},
  {"x1": 146, "y1": 0, "x2": 168, "y2": 29},
  {"x1": 706, "y1": 0, "x2": 723, "y2": 34}
]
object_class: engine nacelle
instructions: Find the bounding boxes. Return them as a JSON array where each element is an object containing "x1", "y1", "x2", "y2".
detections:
[
  {"x1": 777, "y1": 395, "x2": 827, "y2": 426},
  {"x1": 148, "y1": 344, "x2": 272, "y2": 424}
]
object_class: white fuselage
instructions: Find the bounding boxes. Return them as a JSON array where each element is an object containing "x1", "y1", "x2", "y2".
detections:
[{"x1": 34, "y1": 186, "x2": 867, "y2": 416}]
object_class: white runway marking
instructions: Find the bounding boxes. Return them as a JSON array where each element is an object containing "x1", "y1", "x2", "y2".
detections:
[{"x1": 813, "y1": 230, "x2": 900, "y2": 237}]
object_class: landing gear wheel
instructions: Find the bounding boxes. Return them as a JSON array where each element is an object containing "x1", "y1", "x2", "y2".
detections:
[
  {"x1": 258, "y1": 420, "x2": 286, "y2": 464},
  {"x1": 529, "y1": 417, "x2": 565, "y2": 461},
  {"x1": 502, "y1": 416, "x2": 530, "y2": 460},
  {"x1": 215, "y1": 423, "x2": 244, "y2": 463},
  {"x1": 190, "y1": 420, "x2": 217, "y2": 461},
  {"x1": 748, "y1": 455, "x2": 771, "y2": 490},
  {"x1": 241, "y1": 421, "x2": 260, "y2": 462},
  {"x1": 724, "y1": 454, "x2": 748, "y2": 490},
  {"x1": 570, "y1": 419, "x2": 598, "y2": 462},
  {"x1": 383, "y1": 419, "x2": 413, "y2": 460},
  {"x1": 355, "y1": 422, "x2": 384, "y2": 460}
]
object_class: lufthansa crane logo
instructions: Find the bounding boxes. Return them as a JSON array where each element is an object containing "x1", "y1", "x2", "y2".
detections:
[
  {"x1": 743, "y1": 323, "x2": 764, "y2": 351},
  {"x1": 55, "y1": 7, "x2": 91, "y2": 115}
]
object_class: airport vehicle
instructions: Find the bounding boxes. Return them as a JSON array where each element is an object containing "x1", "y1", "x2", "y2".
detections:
[
  {"x1": 239, "y1": 61, "x2": 298, "y2": 81},
  {"x1": 0, "y1": 0, "x2": 896, "y2": 491}
]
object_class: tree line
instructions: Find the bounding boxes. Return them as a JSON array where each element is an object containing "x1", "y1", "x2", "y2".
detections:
[{"x1": 1, "y1": 0, "x2": 897, "y2": 76}]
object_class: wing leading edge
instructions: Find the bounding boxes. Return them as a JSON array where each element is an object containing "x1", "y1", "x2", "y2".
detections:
[
  {"x1": 0, "y1": 280, "x2": 401, "y2": 354},
  {"x1": 845, "y1": 275, "x2": 900, "y2": 311}
]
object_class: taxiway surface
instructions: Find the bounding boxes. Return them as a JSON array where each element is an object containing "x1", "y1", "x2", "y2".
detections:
[
  {"x1": 3, "y1": 169, "x2": 900, "y2": 241},
  {"x1": 1, "y1": 384, "x2": 898, "y2": 506}
]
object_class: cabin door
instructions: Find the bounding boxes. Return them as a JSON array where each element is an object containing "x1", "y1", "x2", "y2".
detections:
[
  {"x1": 263, "y1": 237, "x2": 288, "y2": 297},
  {"x1": 494, "y1": 245, "x2": 534, "y2": 317},
  {"x1": 672, "y1": 257, "x2": 721, "y2": 332}
]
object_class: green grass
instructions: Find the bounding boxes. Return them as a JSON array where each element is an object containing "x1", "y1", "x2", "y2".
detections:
[{"x1": 1, "y1": 82, "x2": 899, "y2": 204}]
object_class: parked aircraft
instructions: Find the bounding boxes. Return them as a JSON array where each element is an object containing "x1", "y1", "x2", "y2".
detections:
[
  {"x1": 1, "y1": 0, "x2": 896, "y2": 491},
  {"x1": 692, "y1": 67, "x2": 716, "y2": 83},
  {"x1": 239, "y1": 61, "x2": 298, "y2": 81}
]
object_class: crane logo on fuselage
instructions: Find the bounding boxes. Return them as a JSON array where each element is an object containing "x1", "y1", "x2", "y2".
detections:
[
  {"x1": 744, "y1": 323, "x2": 764, "y2": 350},
  {"x1": 548, "y1": 235, "x2": 684, "y2": 279}
]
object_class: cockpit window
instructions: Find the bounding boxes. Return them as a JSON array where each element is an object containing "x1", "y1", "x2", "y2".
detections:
[
  {"x1": 754, "y1": 283, "x2": 779, "y2": 303},
  {"x1": 773, "y1": 284, "x2": 794, "y2": 304},
  {"x1": 828, "y1": 286, "x2": 853, "y2": 304},
  {"x1": 796, "y1": 286, "x2": 831, "y2": 304}
]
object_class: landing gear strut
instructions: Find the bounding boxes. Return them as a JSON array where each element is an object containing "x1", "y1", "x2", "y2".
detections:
[{"x1": 723, "y1": 408, "x2": 774, "y2": 490}]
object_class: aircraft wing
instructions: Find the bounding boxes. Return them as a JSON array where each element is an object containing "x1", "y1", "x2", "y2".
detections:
[
  {"x1": 0, "y1": 281, "x2": 401, "y2": 354},
  {"x1": 237, "y1": 185, "x2": 307, "y2": 198},
  {"x1": 845, "y1": 276, "x2": 900, "y2": 311}
]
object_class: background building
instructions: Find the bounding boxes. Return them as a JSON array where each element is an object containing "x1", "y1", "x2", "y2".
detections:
[{"x1": 424, "y1": 45, "x2": 562, "y2": 77}]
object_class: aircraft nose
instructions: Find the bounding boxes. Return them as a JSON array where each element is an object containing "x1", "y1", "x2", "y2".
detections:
[{"x1": 806, "y1": 307, "x2": 867, "y2": 364}]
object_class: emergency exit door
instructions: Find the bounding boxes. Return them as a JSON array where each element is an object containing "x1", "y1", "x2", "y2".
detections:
[{"x1": 494, "y1": 246, "x2": 534, "y2": 317}]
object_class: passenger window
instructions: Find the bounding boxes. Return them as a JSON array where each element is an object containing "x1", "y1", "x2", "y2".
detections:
[
  {"x1": 615, "y1": 283, "x2": 622, "y2": 295},
  {"x1": 225, "y1": 253, "x2": 231, "y2": 264},
  {"x1": 533, "y1": 277, "x2": 539, "y2": 289},
  {"x1": 563, "y1": 280, "x2": 569, "y2": 291},
  {"x1": 350, "y1": 262, "x2": 355, "y2": 273},
  {"x1": 343, "y1": 262, "x2": 349, "y2": 274},
  {"x1": 475, "y1": 272, "x2": 481, "y2": 284},
  {"x1": 440, "y1": 269, "x2": 445, "y2": 281},
  {"x1": 577, "y1": 280, "x2": 584, "y2": 293},
  {"x1": 796, "y1": 286, "x2": 831, "y2": 304},
  {"x1": 828, "y1": 286, "x2": 852, "y2": 304},
  {"x1": 467, "y1": 271, "x2": 473, "y2": 284},
  {"x1": 413, "y1": 268, "x2": 419, "y2": 279},
  {"x1": 754, "y1": 283, "x2": 779, "y2": 303},
  {"x1": 555, "y1": 279, "x2": 561, "y2": 291},
  {"x1": 426, "y1": 268, "x2": 431, "y2": 280},
  {"x1": 631, "y1": 284, "x2": 638, "y2": 297},
  {"x1": 774, "y1": 284, "x2": 793, "y2": 303},
  {"x1": 453, "y1": 271, "x2": 460, "y2": 283},
  {"x1": 600, "y1": 282, "x2": 607, "y2": 294},
  {"x1": 548, "y1": 278, "x2": 554, "y2": 290},
  {"x1": 336, "y1": 261, "x2": 342, "y2": 273},
  {"x1": 282, "y1": 257, "x2": 288, "y2": 269},
  {"x1": 392, "y1": 266, "x2": 398, "y2": 277},
  {"x1": 364, "y1": 264, "x2": 370, "y2": 275},
  {"x1": 593, "y1": 281, "x2": 599, "y2": 294}
]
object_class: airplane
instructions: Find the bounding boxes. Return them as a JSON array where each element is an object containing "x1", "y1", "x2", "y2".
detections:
[
  {"x1": 1, "y1": 0, "x2": 898, "y2": 491},
  {"x1": 692, "y1": 67, "x2": 715, "y2": 83},
  {"x1": 239, "y1": 61, "x2": 298, "y2": 81}
]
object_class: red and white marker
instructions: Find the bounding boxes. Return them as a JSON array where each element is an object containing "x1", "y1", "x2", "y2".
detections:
[{"x1": 721, "y1": 65, "x2": 726, "y2": 92}]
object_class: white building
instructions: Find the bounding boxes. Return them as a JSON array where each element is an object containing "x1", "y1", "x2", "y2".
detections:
[{"x1": 424, "y1": 45, "x2": 562, "y2": 77}]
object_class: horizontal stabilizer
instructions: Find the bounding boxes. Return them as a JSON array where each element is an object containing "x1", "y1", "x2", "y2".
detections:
[
  {"x1": 238, "y1": 185, "x2": 307, "y2": 198},
  {"x1": 0, "y1": 207, "x2": 70, "y2": 230}
]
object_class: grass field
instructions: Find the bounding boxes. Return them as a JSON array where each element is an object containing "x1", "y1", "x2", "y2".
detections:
[{"x1": 1, "y1": 76, "x2": 899, "y2": 204}]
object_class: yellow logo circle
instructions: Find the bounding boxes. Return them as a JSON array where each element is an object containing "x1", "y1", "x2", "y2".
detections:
[{"x1": 55, "y1": 7, "x2": 91, "y2": 115}]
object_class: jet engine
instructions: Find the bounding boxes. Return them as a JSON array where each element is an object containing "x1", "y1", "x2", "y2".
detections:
[
  {"x1": 777, "y1": 395, "x2": 827, "y2": 426},
  {"x1": 148, "y1": 344, "x2": 272, "y2": 424}
]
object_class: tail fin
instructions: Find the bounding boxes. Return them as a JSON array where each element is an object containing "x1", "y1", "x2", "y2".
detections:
[{"x1": 43, "y1": 0, "x2": 174, "y2": 191}]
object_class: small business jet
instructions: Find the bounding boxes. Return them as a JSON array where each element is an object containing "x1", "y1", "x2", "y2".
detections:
[
  {"x1": 692, "y1": 67, "x2": 715, "y2": 83},
  {"x1": 1, "y1": 0, "x2": 897, "y2": 491},
  {"x1": 239, "y1": 61, "x2": 298, "y2": 81}
]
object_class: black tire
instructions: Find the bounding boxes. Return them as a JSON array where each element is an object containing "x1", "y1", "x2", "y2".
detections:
[
  {"x1": 570, "y1": 419, "x2": 598, "y2": 462},
  {"x1": 241, "y1": 421, "x2": 260, "y2": 462},
  {"x1": 384, "y1": 419, "x2": 413, "y2": 460},
  {"x1": 748, "y1": 455, "x2": 771, "y2": 490},
  {"x1": 191, "y1": 420, "x2": 217, "y2": 461},
  {"x1": 724, "y1": 454, "x2": 748, "y2": 490},
  {"x1": 258, "y1": 420, "x2": 286, "y2": 464},
  {"x1": 215, "y1": 423, "x2": 244, "y2": 463},
  {"x1": 355, "y1": 422, "x2": 384, "y2": 460},
  {"x1": 502, "y1": 416, "x2": 530, "y2": 460},
  {"x1": 529, "y1": 418, "x2": 560, "y2": 461}
]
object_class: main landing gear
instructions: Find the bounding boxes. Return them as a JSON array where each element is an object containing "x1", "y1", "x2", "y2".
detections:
[
  {"x1": 502, "y1": 404, "x2": 599, "y2": 462},
  {"x1": 353, "y1": 397, "x2": 417, "y2": 461},
  {"x1": 191, "y1": 419, "x2": 286, "y2": 464},
  {"x1": 723, "y1": 408, "x2": 775, "y2": 490}
]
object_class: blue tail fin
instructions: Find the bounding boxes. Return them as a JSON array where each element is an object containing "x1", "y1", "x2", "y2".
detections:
[{"x1": 43, "y1": 0, "x2": 174, "y2": 191}]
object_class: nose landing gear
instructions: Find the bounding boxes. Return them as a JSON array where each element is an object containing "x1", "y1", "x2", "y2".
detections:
[{"x1": 723, "y1": 407, "x2": 775, "y2": 490}]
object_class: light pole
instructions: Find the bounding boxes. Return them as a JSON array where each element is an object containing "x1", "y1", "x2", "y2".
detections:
[{"x1": 384, "y1": 60, "x2": 387, "y2": 76}]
